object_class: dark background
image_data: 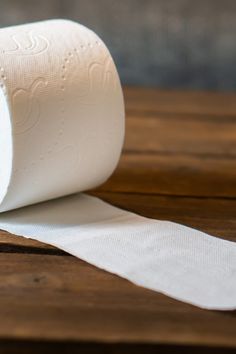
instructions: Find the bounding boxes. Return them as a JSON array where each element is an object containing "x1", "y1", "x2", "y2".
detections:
[{"x1": 1, "y1": 0, "x2": 236, "y2": 91}]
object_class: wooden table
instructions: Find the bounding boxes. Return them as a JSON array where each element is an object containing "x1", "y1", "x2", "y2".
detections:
[{"x1": 0, "y1": 87, "x2": 236, "y2": 353}]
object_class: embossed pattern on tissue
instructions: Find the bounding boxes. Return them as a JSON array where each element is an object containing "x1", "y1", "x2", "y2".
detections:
[
  {"x1": 12, "y1": 78, "x2": 48, "y2": 134},
  {"x1": 2, "y1": 31, "x2": 49, "y2": 56},
  {"x1": 5, "y1": 25, "x2": 120, "y2": 173},
  {"x1": 87, "y1": 55, "x2": 118, "y2": 93},
  {"x1": 64, "y1": 43, "x2": 118, "y2": 108}
]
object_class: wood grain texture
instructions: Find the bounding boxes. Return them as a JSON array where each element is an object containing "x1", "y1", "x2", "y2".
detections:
[
  {"x1": 124, "y1": 112, "x2": 236, "y2": 156},
  {"x1": 0, "y1": 252, "x2": 235, "y2": 349},
  {"x1": 0, "y1": 87, "x2": 236, "y2": 353},
  {"x1": 124, "y1": 87, "x2": 236, "y2": 116},
  {"x1": 99, "y1": 153, "x2": 236, "y2": 197}
]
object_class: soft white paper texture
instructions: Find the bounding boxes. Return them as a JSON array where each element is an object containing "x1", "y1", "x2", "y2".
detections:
[{"x1": 0, "y1": 19, "x2": 235, "y2": 310}]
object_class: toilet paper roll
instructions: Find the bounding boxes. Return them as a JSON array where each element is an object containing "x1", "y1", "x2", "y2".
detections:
[
  {"x1": 0, "y1": 19, "x2": 235, "y2": 310},
  {"x1": 0, "y1": 19, "x2": 124, "y2": 212}
]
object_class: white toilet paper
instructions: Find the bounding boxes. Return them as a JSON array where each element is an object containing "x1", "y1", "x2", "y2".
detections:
[{"x1": 0, "y1": 19, "x2": 235, "y2": 310}]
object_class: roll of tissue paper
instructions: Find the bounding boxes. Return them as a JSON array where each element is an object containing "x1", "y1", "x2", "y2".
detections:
[{"x1": 0, "y1": 19, "x2": 235, "y2": 310}]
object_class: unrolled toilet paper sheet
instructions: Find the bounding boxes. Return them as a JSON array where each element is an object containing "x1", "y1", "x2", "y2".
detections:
[{"x1": 0, "y1": 19, "x2": 235, "y2": 310}]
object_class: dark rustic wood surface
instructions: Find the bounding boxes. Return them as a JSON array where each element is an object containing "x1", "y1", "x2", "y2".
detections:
[{"x1": 0, "y1": 87, "x2": 236, "y2": 353}]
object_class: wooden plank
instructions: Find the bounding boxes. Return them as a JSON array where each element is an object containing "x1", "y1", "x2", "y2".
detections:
[
  {"x1": 0, "y1": 341, "x2": 234, "y2": 354},
  {"x1": 0, "y1": 251, "x2": 235, "y2": 349},
  {"x1": 0, "y1": 228, "x2": 66, "y2": 256},
  {"x1": 124, "y1": 87, "x2": 236, "y2": 116},
  {"x1": 124, "y1": 112, "x2": 236, "y2": 156},
  {"x1": 100, "y1": 153, "x2": 236, "y2": 197}
]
